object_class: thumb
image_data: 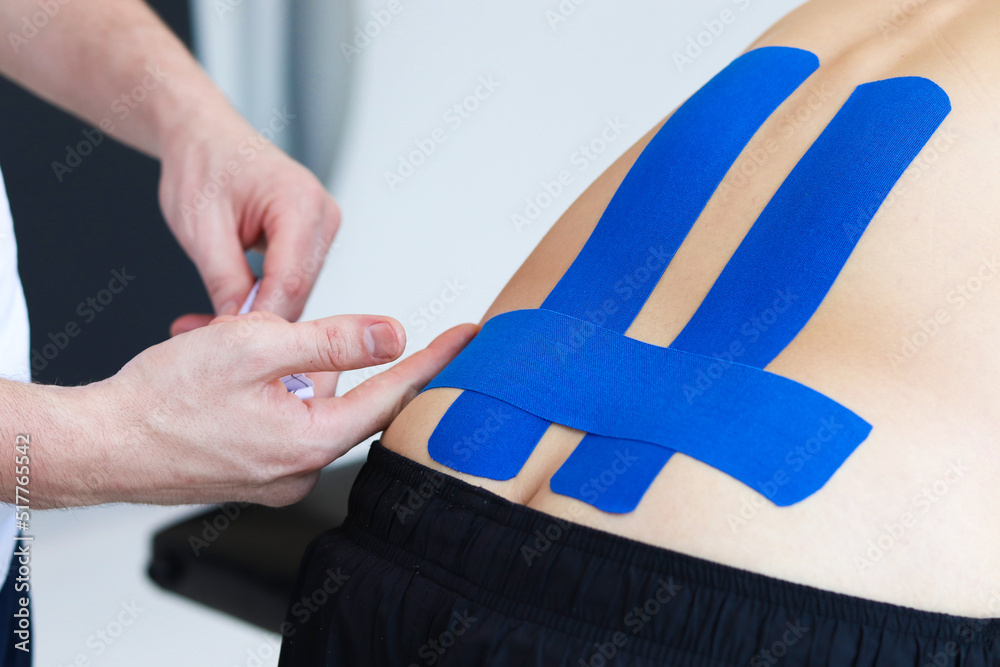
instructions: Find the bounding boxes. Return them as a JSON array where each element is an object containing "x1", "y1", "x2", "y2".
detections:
[
  {"x1": 307, "y1": 323, "x2": 479, "y2": 447},
  {"x1": 252, "y1": 315, "x2": 408, "y2": 381}
]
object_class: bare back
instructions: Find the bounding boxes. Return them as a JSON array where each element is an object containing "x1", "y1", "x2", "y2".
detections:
[{"x1": 383, "y1": 0, "x2": 1000, "y2": 617}]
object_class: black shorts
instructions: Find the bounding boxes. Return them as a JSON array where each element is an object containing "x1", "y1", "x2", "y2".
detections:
[{"x1": 278, "y1": 443, "x2": 999, "y2": 666}]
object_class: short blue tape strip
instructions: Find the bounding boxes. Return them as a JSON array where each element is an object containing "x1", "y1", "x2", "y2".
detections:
[
  {"x1": 552, "y1": 75, "x2": 951, "y2": 511},
  {"x1": 425, "y1": 308, "x2": 872, "y2": 507},
  {"x1": 429, "y1": 46, "x2": 820, "y2": 479}
]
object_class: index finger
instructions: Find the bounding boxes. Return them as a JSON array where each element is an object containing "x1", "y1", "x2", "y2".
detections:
[{"x1": 255, "y1": 209, "x2": 338, "y2": 321}]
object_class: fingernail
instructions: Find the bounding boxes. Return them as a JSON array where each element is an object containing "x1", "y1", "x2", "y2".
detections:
[
  {"x1": 218, "y1": 300, "x2": 238, "y2": 316},
  {"x1": 365, "y1": 322, "x2": 399, "y2": 360}
]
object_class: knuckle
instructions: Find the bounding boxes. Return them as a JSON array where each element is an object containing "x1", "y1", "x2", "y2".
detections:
[
  {"x1": 235, "y1": 326, "x2": 274, "y2": 372},
  {"x1": 317, "y1": 324, "x2": 352, "y2": 369},
  {"x1": 255, "y1": 310, "x2": 286, "y2": 323},
  {"x1": 281, "y1": 274, "x2": 310, "y2": 302}
]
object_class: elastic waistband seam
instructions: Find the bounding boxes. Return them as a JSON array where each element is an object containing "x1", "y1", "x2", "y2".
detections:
[
  {"x1": 361, "y1": 443, "x2": 1000, "y2": 643},
  {"x1": 343, "y1": 506, "x2": 944, "y2": 648}
]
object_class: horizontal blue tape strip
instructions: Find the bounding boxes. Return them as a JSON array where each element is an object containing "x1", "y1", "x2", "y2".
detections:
[
  {"x1": 430, "y1": 46, "x2": 820, "y2": 481},
  {"x1": 426, "y1": 308, "x2": 872, "y2": 507}
]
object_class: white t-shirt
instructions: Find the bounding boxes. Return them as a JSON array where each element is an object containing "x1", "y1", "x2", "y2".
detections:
[{"x1": 0, "y1": 164, "x2": 31, "y2": 581}]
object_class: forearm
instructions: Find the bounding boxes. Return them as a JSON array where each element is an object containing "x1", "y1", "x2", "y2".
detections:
[
  {"x1": 0, "y1": 0, "x2": 250, "y2": 158},
  {"x1": 0, "y1": 379, "x2": 112, "y2": 509}
]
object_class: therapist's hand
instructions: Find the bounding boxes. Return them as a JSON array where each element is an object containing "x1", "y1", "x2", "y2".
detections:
[
  {"x1": 0, "y1": 0, "x2": 338, "y2": 327},
  {"x1": 158, "y1": 117, "x2": 340, "y2": 334},
  {"x1": 72, "y1": 314, "x2": 477, "y2": 508}
]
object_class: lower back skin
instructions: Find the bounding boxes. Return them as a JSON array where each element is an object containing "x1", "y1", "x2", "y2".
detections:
[{"x1": 382, "y1": 0, "x2": 1000, "y2": 617}]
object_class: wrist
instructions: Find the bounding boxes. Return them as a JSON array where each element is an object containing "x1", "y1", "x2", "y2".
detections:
[
  {"x1": 31, "y1": 382, "x2": 120, "y2": 508},
  {"x1": 155, "y1": 85, "x2": 254, "y2": 158}
]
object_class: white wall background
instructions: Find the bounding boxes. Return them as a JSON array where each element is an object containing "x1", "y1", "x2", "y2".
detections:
[{"x1": 33, "y1": 0, "x2": 807, "y2": 664}]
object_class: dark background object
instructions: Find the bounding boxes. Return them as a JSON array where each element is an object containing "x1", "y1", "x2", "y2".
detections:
[
  {"x1": 148, "y1": 459, "x2": 362, "y2": 631},
  {"x1": 0, "y1": 0, "x2": 211, "y2": 386}
]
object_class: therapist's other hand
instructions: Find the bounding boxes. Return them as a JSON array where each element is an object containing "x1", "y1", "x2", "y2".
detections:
[
  {"x1": 79, "y1": 313, "x2": 477, "y2": 507},
  {"x1": 158, "y1": 116, "x2": 339, "y2": 332}
]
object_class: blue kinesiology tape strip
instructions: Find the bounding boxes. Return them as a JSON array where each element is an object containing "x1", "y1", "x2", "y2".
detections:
[
  {"x1": 425, "y1": 308, "x2": 872, "y2": 507},
  {"x1": 429, "y1": 46, "x2": 820, "y2": 479},
  {"x1": 669, "y1": 77, "x2": 952, "y2": 364},
  {"x1": 552, "y1": 75, "x2": 952, "y2": 512}
]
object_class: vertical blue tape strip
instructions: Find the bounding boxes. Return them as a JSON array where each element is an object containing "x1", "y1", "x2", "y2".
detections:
[
  {"x1": 552, "y1": 76, "x2": 951, "y2": 512},
  {"x1": 429, "y1": 47, "x2": 820, "y2": 478},
  {"x1": 671, "y1": 77, "x2": 952, "y2": 365}
]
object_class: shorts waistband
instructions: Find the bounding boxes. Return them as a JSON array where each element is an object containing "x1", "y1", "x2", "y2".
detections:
[{"x1": 342, "y1": 443, "x2": 998, "y2": 661}]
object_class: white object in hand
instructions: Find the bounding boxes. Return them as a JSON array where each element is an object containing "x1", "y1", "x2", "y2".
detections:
[{"x1": 239, "y1": 279, "x2": 315, "y2": 400}]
